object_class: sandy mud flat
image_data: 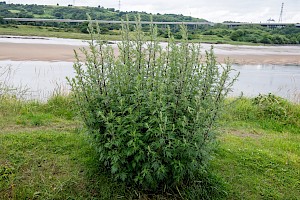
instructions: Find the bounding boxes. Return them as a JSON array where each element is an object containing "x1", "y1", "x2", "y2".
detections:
[{"x1": 1, "y1": 36, "x2": 300, "y2": 65}]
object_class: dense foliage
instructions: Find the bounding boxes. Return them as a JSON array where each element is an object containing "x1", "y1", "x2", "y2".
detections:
[
  {"x1": 69, "y1": 18, "x2": 237, "y2": 190},
  {"x1": 201, "y1": 24, "x2": 300, "y2": 44},
  {"x1": 0, "y1": 2, "x2": 206, "y2": 22}
]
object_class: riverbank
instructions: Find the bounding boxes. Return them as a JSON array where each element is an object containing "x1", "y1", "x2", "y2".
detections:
[
  {"x1": 1, "y1": 36, "x2": 300, "y2": 65},
  {"x1": 0, "y1": 94, "x2": 299, "y2": 199}
]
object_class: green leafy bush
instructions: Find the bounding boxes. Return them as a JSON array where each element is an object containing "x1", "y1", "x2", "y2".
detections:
[
  {"x1": 252, "y1": 93, "x2": 288, "y2": 120},
  {"x1": 68, "y1": 17, "x2": 238, "y2": 190}
]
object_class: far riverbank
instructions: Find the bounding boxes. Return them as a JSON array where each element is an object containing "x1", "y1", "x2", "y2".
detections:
[{"x1": 1, "y1": 36, "x2": 300, "y2": 65}]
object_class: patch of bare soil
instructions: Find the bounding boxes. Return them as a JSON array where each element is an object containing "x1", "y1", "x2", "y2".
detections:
[{"x1": 230, "y1": 129, "x2": 262, "y2": 139}]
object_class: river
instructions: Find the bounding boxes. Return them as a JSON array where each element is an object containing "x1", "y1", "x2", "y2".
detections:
[
  {"x1": 0, "y1": 60, "x2": 299, "y2": 102},
  {"x1": 0, "y1": 36, "x2": 299, "y2": 102}
]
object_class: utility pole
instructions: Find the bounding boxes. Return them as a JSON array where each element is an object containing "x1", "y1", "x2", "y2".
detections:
[
  {"x1": 279, "y1": 2, "x2": 284, "y2": 23},
  {"x1": 118, "y1": 0, "x2": 121, "y2": 10}
]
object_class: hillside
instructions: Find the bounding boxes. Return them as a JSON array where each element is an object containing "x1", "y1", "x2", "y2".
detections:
[{"x1": 0, "y1": 2, "x2": 207, "y2": 22}]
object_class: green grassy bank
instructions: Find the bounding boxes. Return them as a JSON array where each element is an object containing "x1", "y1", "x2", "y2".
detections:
[
  {"x1": 0, "y1": 24, "x2": 256, "y2": 45},
  {"x1": 0, "y1": 94, "x2": 299, "y2": 199}
]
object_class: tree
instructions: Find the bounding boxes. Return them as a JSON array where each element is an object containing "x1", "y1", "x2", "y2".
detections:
[
  {"x1": 260, "y1": 35, "x2": 272, "y2": 44},
  {"x1": 53, "y1": 11, "x2": 63, "y2": 19}
]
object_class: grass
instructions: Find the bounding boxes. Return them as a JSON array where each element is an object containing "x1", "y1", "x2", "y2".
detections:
[
  {"x1": 205, "y1": 95, "x2": 300, "y2": 199},
  {"x1": 215, "y1": 96, "x2": 300, "y2": 199},
  {"x1": 0, "y1": 94, "x2": 299, "y2": 199},
  {"x1": 7, "y1": 10, "x2": 20, "y2": 14},
  {"x1": 0, "y1": 130, "x2": 142, "y2": 199},
  {"x1": 0, "y1": 24, "x2": 258, "y2": 45},
  {"x1": 0, "y1": 95, "x2": 132, "y2": 199},
  {"x1": 0, "y1": 25, "x2": 123, "y2": 40},
  {"x1": 212, "y1": 129, "x2": 300, "y2": 199}
]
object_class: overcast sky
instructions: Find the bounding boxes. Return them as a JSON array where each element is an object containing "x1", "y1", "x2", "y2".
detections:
[{"x1": 7, "y1": 0, "x2": 300, "y2": 23}]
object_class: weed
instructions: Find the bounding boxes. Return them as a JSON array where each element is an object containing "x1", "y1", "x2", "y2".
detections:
[
  {"x1": 222, "y1": 94, "x2": 300, "y2": 134},
  {"x1": 252, "y1": 93, "x2": 288, "y2": 120},
  {"x1": 69, "y1": 16, "x2": 238, "y2": 191}
]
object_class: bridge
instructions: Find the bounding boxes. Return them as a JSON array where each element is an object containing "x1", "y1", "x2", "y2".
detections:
[
  {"x1": 222, "y1": 22, "x2": 300, "y2": 28},
  {"x1": 3, "y1": 18, "x2": 214, "y2": 26},
  {"x1": 3, "y1": 18, "x2": 300, "y2": 28}
]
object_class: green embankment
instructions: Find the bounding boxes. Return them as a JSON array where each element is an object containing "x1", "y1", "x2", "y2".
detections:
[
  {"x1": 0, "y1": 94, "x2": 299, "y2": 199},
  {"x1": 0, "y1": 24, "x2": 259, "y2": 45},
  {"x1": 0, "y1": 25, "x2": 113, "y2": 40}
]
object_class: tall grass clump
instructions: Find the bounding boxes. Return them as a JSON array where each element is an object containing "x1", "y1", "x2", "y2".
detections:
[
  {"x1": 222, "y1": 94, "x2": 300, "y2": 133},
  {"x1": 0, "y1": 65, "x2": 28, "y2": 99},
  {"x1": 0, "y1": 66, "x2": 22, "y2": 115},
  {"x1": 0, "y1": 65, "x2": 12, "y2": 97},
  {"x1": 68, "y1": 17, "x2": 238, "y2": 190}
]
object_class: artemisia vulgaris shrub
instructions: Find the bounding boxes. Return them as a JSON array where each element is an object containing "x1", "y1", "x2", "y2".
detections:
[{"x1": 68, "y1": 16, "x2": 238, "y2": 190}]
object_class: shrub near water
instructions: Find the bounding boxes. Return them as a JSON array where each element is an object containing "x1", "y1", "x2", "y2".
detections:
[{"x1": 68, "y1": 18, "x2": 238, "y2": 190}]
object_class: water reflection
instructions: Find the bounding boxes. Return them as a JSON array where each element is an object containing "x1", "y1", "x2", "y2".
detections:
[{"x1": 0, "y1": 60, "x2": 299, "y2": 102}]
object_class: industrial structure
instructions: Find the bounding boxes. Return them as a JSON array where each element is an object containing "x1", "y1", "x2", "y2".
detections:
[{"x1": 278, "y1": 3, "x2": 284, "y2": 23}]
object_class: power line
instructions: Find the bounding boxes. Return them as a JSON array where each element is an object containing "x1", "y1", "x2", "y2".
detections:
[{"x1": 279, "y1": 2, "x2": 284, "y2": 23}]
